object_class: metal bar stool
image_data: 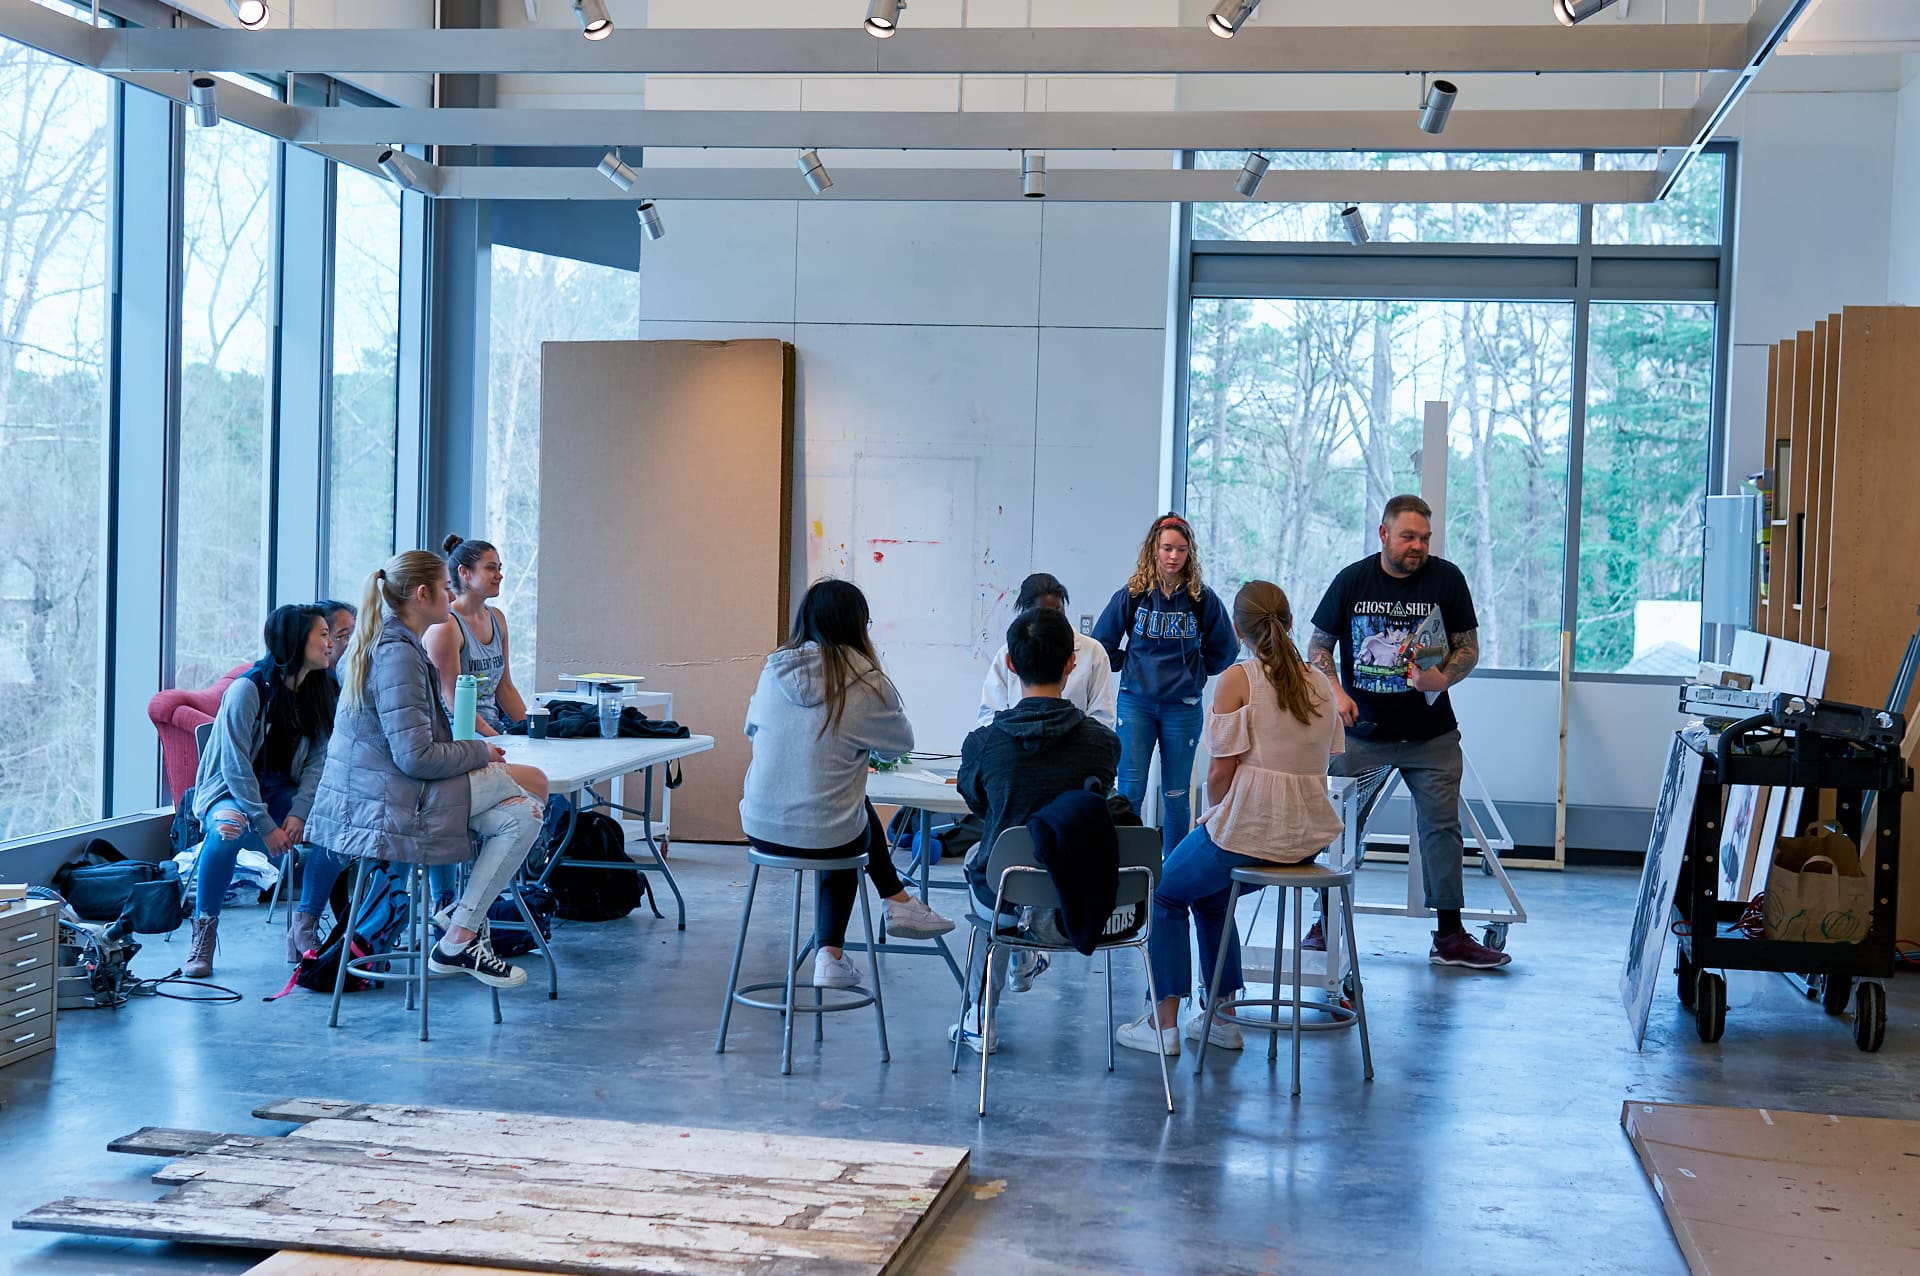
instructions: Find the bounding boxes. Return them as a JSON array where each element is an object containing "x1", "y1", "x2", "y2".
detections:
[
  {"x1": 1196, "y1": 862, "x2": 1374, "y2": 1094},
  {"x1": 714, "y1": 848, "x2": 889, "y2": 1075},
  {"x1": 326, "y1": 856, "x2": 502, "y2": 1041}
]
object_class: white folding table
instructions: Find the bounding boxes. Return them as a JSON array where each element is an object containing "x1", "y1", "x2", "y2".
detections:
[
  {"x1": 496, "y1": 733, "x2": 716, "y2": 931},
  {"x1": 859, "y1": 766, "x2": 973, "y2": 986}
]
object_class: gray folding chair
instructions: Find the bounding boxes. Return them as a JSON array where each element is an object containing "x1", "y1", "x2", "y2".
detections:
[{"x1": 951, "y1": 825, "x2": 1173, "y2": 1117}]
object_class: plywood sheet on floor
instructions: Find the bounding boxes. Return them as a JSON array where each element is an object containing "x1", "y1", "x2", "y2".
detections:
[
  {"x1": 249, "y1": 1255, "x2": 544, "y2": 1276},
  {"x1": 17, "y1": 1099, "x2": 968, "y2": 1276},
  {"x1": 1622, "y1": 1101, "x2": 1920, "y2": 1276}
]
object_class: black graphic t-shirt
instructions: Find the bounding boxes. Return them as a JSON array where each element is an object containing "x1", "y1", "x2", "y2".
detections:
[{"x1": 1310, "y1": 555, "x2": 1478, "y2": 742}]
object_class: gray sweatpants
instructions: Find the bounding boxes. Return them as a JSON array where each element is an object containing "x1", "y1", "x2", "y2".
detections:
[{"x1": 1330, "y1": 728, "x2": 1466, "y2": 912}]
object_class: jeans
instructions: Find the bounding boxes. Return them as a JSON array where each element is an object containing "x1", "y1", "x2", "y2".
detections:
[
  {"x1": 1331, "y1": 728, "x2": 1466, "y2": 912},
  {"x1": 745, "y1": 802, "x2": 905, "y2": 949},
  {"x1": 297, "y1": 847, "x2": 346, "y2": 916},
  {"x1": 194, "y1": 802, "x2": 272, "y2": 918},
  {"x1": 1148, "y1": 825, "x2": 1262, "y2": 1006},
  {"x1": 448, "y1": 764, "x2": 544, "y2": 933},
  {"x1": 1115, "y1": 687, "x2": 1204, "y2": 856}
]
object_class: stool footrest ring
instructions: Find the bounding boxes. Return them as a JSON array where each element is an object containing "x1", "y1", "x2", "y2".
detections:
[{"x1": 731, "y1": 980, "x2": 878, "y2": 1016}]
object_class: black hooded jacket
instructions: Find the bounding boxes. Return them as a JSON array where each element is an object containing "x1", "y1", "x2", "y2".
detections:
[{"x1": 958, "y1": 697, "x2": 1121, "y2": 908}]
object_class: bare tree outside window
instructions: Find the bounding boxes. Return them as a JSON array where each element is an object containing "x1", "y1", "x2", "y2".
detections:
[
  {"x1": 0, "y1": 38, "x2": 110, "y2": 839},
  {"x1": 176, "y1": 117, "x2": 275, "y2": 690},
  {"x1": 327, "y1": 166, "x2": 401, "y2": 599},
  {"x1": 486, "y1": 247, "x2": 639, "y2": 692}
]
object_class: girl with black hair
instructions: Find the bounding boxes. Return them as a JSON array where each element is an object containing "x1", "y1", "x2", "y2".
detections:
[
  {"x1": 740, "y1": 578, "x2": 955, "y2": 990},
  {"x1": 183, "y1": 605, "x2": 337, "y2": 978}
]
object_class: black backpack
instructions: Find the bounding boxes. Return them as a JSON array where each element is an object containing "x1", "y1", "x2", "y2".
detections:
[
  {"x1": 487, "y1": 884, "x2": 556, "y2": 957},
  {"x1": 544, "y1": 807, "x2": 648, "y2": 922},
  {"x1": 170, "y1": 786, "x2": 204, "y2": 857}
]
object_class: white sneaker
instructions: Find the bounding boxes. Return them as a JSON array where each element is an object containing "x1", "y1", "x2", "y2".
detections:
[
  {"x1": 884, "y1": 894, "x2": 956, "y2": 939},
  {"x1": 947, "y1": 1006, "x2": 998, "y2": 1054},
  {"x1": 812, "y1": 949, "x2": 861, "y2": 989},
  {"x1": 1183, "y1": 1010, "x2": 1244, "y2": 1051},
  {"x1": 1114, "y1": 1013, "x2": 1180, "y2": 1057},
  {"x1": 1007, "y1": 950, "x2": 1050, "y2": 993}
]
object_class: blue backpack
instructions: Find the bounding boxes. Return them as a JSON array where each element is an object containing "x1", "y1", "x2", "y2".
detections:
[{"x1": 269, "y1": 864, "x2": 412, "y2": 999}]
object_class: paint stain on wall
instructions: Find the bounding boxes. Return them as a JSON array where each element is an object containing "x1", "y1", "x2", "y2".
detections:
[
  {"x1": 810, "y1": 520, "x2": 824, "y2": 539},
  {"x1": 872, "y1": 551, "x2": 885, "y2": 563}
]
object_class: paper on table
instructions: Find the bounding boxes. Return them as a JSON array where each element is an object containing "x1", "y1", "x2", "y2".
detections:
[{"x1": 563, "y1": 672, "x2": 645, "y2": 685}]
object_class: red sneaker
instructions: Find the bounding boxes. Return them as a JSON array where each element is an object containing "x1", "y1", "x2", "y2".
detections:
[
  {"x1": 1429, "y1": 929, "x2": 1512, "y2": 969},
  {"x1": 1301, "y1": 920, "x2": 1326, "y2": 952}
]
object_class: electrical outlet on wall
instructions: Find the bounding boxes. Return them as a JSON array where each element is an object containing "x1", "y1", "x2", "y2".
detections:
[{"x1": 1079, "y1": 614, "x2": 1093, "y2": 635}]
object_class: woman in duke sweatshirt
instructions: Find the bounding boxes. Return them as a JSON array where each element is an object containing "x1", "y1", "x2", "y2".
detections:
[
  {"x1": 1092, "y1": 513, "x2": 1240, "y2": 854},
  {"x1": 739, "y1": 579, "x2": 955, "y2": 990}
]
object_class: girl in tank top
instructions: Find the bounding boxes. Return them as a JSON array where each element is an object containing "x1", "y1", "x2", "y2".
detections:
[{"x1": 424, "y1": 534, "x2": 530, "y2": 737}]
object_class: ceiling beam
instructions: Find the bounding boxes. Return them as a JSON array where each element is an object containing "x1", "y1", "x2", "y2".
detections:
[
  {"x1": 1657, "y1": 0, "x2": 1814, "y2": 198},
  {"x1": 94, "y1": 23, "x2": 1751, "y2": 77},
  {"x1": 297, "y1": 107, "x2": 1698, "y2": 153},
  {"x1": 429, "y1": 165, "x2": 1663, "y2": 205}
]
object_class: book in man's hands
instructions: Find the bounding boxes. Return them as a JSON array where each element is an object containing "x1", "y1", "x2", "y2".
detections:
[{"x1": 1409, "y1": 608, "x2": 1448, "y2": 705}]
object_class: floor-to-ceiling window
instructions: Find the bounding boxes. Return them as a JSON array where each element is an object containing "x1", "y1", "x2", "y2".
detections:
[
  {"x1": 1183, "y1": 149, "x2": 1730, "y2": 675},
  {"x1": 486, "y1": 247, "x2": 638, "y2": 692},
  {"x1": 0, "y1": 35, "x2": 112, "y2": 839},
  {"x1": 326, "y1": 165, "x2": 402, "y2": 599},
  {"x1": 175, "y1": 96, "x2": 277, "y2": 689}
]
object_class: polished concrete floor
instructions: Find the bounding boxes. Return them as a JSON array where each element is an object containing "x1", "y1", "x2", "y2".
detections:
[{"x1": 3, "y1": 845, "x2": 1917, "y2": 1275}]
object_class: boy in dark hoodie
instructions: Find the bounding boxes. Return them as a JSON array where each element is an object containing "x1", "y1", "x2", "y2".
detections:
[{"x1": 952, "y1": 607, "x2": 1121, "y2": 1052}]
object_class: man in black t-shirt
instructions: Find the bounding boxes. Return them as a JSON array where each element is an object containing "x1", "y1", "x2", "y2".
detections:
[{"x1": 1308, "y1": 494, "x2": 1511, "y2": 970}]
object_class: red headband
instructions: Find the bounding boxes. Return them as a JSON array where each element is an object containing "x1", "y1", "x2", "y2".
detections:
[{"x1": 1154, "y1": 515, "x2": 1191, "y2": 535}]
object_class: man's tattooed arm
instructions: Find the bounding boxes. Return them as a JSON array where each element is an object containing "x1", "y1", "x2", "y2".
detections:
[
  {"x1": 1307, "y1": 628, "x2": 1341, "y2": 681},
  {"x1": 1441, "y1": 629, "x2": 1480, "y2": 685}
]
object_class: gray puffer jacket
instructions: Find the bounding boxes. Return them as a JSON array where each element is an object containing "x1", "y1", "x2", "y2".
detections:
[{"x1": 306, "y1": 616, "x2": 490, "y2": 865}]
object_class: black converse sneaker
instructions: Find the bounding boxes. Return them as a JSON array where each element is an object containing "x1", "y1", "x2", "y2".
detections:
[{"x1": 429, "y1": 931, "x2": 527, "y2": 988}]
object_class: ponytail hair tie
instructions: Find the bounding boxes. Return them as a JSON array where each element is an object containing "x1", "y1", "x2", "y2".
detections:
[{"x1": 376, "y1": 569, "x2": 386, "y2": 581}]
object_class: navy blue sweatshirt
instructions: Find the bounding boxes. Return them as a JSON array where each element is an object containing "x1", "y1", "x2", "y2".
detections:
[{"x1": 1091, "y1": 584, "x2": 1239, "y2": 705}]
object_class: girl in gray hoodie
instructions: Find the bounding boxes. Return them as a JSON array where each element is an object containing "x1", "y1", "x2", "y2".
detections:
[{"x1": 740, "y1": 579, "x2": 955, "y2": 989}]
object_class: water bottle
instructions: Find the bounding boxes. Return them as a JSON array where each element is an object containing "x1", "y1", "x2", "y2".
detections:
[
  {"x1": 452, "y1": 674, "x2": 479, "y2": 740},
  {"x1": 596, "y1": 682, "x2": 621, "y2": 739}
]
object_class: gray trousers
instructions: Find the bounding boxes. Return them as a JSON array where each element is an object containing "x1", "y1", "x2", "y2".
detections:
[{"x1": 1330, "y1": 728, "x2": 1465, "y2": 912}]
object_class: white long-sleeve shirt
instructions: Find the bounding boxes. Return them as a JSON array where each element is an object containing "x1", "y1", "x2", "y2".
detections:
[{"x1": 976, "y1": 631, "x2": 1117, "y2": 729}]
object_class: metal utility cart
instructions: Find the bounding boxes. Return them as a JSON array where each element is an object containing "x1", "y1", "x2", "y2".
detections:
[{"x1": 1674, "y1": 692, "x2": 1910, "y2": 1051}]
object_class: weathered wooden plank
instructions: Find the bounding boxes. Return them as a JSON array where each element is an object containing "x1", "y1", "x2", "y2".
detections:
[
  {"x1": 262, "y1": 1102, "x2": 957, "y2": 1179},
  {"x1": 24, "y1": 1102, "x2": 969, "y2": 1276},
  {"x1": 15, "y1": 1195, "x2": 889, "y2": 1276},
  {"x1": 108, "y1": 1127, "x2": 247, "y2": 1158},
  {"x1": 249, "y1": 1252, "x2": 546, "y2": 1276}
]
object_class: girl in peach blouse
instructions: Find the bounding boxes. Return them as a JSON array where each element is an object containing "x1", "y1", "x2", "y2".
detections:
[{"x1": 1116, "y1": 580, "x2": 1343, "y2": 1057}]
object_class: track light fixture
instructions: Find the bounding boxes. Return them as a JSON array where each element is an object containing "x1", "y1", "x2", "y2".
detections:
[
  {"x1": 1207, "y1": 1, "x2": 1260, "y2": 39},
  {"x1": 637, "y1": 201, "x2": 666, "y2": 241},
  {"x1": 573, "y1": 0, "x2": 612, "y2": 41},
  {"x1": 798, "y1": 149, "x2": 833, "y2": 194},
  {"x1": 865, "y1": 0, "x2": 903, "y2": 39},
  {"x1": 1418, "y1": 75, "x2": 1457, "y2": 136},
  {"x1": 1553, "y1": 0, "x2": 1622, "y2": 25},
  {"x1": 227, "y1": 0, "x2": 269, "y2": 28},
  {"x1": 598, "y1": 150, "x2": 637, "y2": 191},
  {"x1": 1340, "y1": 205, "x2": 1369, "y2": 245},
  {"x1": 1022, "y1": 152, "x2": 1046, "y2": 199},
  {"x1": 188, "y1": 74, "x2": 219, "y2": 128},
  {"x1": 376, "y1": 147, "x2": 427, "y2": 192},
  {"x1": 1235, "y1": 152, "x2": 1269, "y2": 198}
]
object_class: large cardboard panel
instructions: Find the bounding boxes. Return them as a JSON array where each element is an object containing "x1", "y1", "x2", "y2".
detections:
[
  {"x1": 1800, "y1": 320, "x2": 1830, "y2": 652},
  {"x1": 1756, "y1": 344, "x2": 1778, "y2": 635},
  {"x1": 1808, "y1": 317, "x2": 1843, "y2": 650},
  {"x1": 536, "y1": 339, "x2": 795, "y2": 842},
  {"x1": 1622, "y1": 1101, "x2": 1920, "y2": 1276},
  {"x1": 1785, "y1": 330, "x2": 1814, "y2": 643}
]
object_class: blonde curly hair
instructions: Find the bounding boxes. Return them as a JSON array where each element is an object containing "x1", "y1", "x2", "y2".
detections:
[{"x1": 1125, "y1": 512, "x2": 1205, "y2": 600}]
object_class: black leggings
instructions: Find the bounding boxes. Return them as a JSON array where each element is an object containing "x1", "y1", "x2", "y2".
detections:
[{"x1": 745, "y1": 802, "x2": 906, "y2": 948}]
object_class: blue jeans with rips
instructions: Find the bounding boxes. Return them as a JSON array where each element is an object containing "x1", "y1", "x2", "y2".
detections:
[{"x1": 1115, "y1": 686, "x2": 1203, "y2": 856}]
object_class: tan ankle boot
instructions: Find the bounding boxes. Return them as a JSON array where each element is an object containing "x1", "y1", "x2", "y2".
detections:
[
  {"x1": 184, "y1": 915, "x2": 219, "y2": 979},
  {"x1": 287, "y1": 911, "x2": 321, "y2": 964}
]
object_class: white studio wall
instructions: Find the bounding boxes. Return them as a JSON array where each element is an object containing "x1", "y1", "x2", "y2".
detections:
[{"x1": 635, "y1": 197, "x2": 1175, "y2": 754}]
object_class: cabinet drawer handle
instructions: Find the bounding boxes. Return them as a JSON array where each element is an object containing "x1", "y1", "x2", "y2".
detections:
[
  {"x1": 9, "y1": 932, "x2": 42, "y2": 944},
  {"x1": 8, "y1": 1006, "x2": 32, "y2": 1020},
  {"x1": 11, "y1": 958, "x2": 36, "y2": 969},
  {"x1": 10, "y1": 982, "x2": 40, "y2": 995},
  {"x1": 11, "y1": 1031, "x2": 36, "y2": 1044}
]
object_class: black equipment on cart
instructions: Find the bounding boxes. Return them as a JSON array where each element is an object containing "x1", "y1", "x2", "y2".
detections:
[{"x1": 1673, "y1": 691, "x2": 1910, "y2": 1052}]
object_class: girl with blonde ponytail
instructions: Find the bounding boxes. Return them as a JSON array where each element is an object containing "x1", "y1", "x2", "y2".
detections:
[
  {"x1": 305, "y1": 551, "x2": 550, "y2": 990},
  {"x1": 1116, "y1": 580, "x2": 1347, "y2": 1060}
]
